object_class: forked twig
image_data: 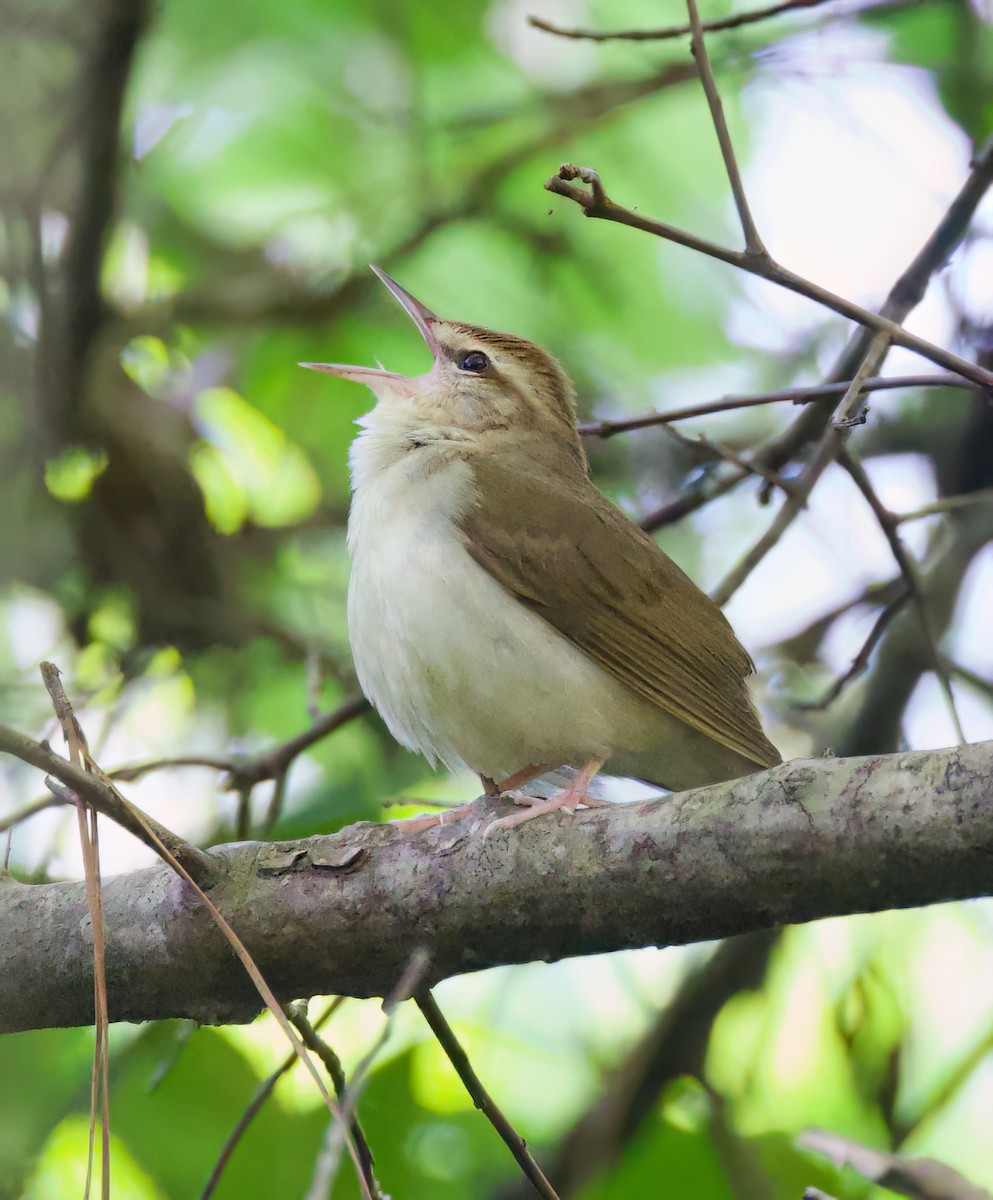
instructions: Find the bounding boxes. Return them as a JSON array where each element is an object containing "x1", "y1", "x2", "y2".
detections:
[
  {"x1": 107, "y1": 695, "x2": 370, "y2": 836},
  {"x1": 547, "y1": 141, "x2": 993, "y2": 389},
  {"x1": 663, "y1": 424, "x2": 801, "y2": 499},
  {"x1": 308, "y1": 951, "x2": 431, "y2": 1199}
]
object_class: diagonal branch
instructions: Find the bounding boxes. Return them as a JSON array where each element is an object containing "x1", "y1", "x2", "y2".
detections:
[
  {"x1": 2, "y1": 740, "x2": 993, "y2": 1033},
  {"x1": 547, "y1": 159, "x2": 993, "y2": 389}
]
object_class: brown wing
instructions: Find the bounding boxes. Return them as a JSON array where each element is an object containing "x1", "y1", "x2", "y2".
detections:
[{"x1": 460, "y1": 455, "x2": 780, "y2": 768}]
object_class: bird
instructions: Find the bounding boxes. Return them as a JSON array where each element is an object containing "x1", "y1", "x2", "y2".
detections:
[{"x1": 301, "y1": 267, "x2": 780, "y2": 832}]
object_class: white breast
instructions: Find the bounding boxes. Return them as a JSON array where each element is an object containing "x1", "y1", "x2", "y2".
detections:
[{"x1": 346, "y1": 435, "x2": 651, "y2": 781}]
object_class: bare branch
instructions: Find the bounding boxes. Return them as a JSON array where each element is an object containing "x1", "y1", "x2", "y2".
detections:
[
  {"x1": 109, "y1": 697, "x2": 370, "y2": 790},
  {"x1": 3, "y1": 742, "x2": 993, "y2": 1033},
  {"x1": 577, "y1": 374, "x2": 977, "y2": 439},
  {"x1": 529, "y1": 0, "x2": 839, "y2": 43}
]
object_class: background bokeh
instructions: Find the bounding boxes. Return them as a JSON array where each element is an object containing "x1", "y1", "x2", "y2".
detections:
[{"x1": 1, "y1": 0, "x2": 992, "y2": 1196}]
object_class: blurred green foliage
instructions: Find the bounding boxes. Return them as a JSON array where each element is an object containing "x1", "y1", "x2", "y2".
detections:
[{"x1": 2, "y1": 0, "x2": 992, "y2": 1196}]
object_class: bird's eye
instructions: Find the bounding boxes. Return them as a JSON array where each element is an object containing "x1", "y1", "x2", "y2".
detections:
[{"x1": 457, "y1": 350, "x2": 490, "y2": 373}]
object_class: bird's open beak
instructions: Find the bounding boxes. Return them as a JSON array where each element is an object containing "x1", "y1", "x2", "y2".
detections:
[{"x1": 299, "y1": 265, "x2": 441, "y2": 383}]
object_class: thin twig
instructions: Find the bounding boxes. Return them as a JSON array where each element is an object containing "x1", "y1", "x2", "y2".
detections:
[
  {"x1": 577, "y1": 373, "x2": 977, "y2": 438},
  {"x1": 201, "y1": 999, "x2": 346, "y2": 1200},
  {"x1": 685, "y1": 0, "x2": 767, "y2": 254},
  {"x1": 946, "y1": 659, "x2": 993, "y2": 702},
  {"x1": 896, "y1": 487, "x2": 993, "y2": 523},
  {"x1": 529, "y1": 0, "x2": 839, "y2": 43},
  {"x1": 416, "y1": 990, "x2": 561, "y2": 1200},
  {"x1": 0, "y1": 791, "x2": 68, "y2": 835},
  {"x1": 109, "y1": 697, "x2": 370, "y2": 790},
  {"x1": 838, "y1": 447, "x2": 967, "y2": 743},
  {"x1": 108, "y1": 755, "x2": 232, "y2": 782},
  {"x1": 263, "y1": 769, "x2": 290, "y2": 833},
  {"x1": 834, "y1": 330, "x2": 892, "y2": 427},
  {"x1": 290, "y1": 1007, "x2": 381, "y2": 1199},
  {"x1": 314, "y1": 951, "x2": 432, "y2": 1199},
  {"x1": 712, "y1": 315, "x2": 903, "y2": 603},
  {"x1": 664, "y1": 425, "x2": 801, "y2": 499},
  {"x1": 40, "y1": 664, "x2": 111, "y2": 1200},
  {"x1": 795, "y1": 590, "x2": 910, "y2": 710},
  {"x1": 338, "y1": 950, "x2": 432, "y2": 1123},
  {"x1": 227, "y1": 696, "x2": 370, "y2": 789}
]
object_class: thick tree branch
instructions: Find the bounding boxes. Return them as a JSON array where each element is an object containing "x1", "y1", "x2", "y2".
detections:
[{"x1": 1, "y1": 742, "x2": 992, "y2": 1034}]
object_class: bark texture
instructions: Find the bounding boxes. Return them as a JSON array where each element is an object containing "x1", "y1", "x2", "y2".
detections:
[{"x1": 1, "y1": 742, "x2": 991, "y2": 1033}]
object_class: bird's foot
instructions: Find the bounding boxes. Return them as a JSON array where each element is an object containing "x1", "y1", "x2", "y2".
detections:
[{"x1": 484, "y1": 758, "x2": 607, "y2": 834}]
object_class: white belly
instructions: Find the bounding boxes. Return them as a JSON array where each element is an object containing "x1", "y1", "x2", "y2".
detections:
[{"x1": 347, "y1": 450, "x2": 661, "y2": 781}]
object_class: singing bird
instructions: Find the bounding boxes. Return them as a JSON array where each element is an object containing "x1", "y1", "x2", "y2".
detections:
[{"x1": 302, "y1": 268, "x2": 779, "y2": 831}]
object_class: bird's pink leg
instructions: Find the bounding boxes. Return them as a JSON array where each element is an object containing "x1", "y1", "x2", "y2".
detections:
[{"x1": 485, "y1": 757, "x2": 608, "y2": 834}]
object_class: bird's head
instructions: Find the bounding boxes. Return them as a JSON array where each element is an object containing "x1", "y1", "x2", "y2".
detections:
[{"x1": 301, "y1": 268, "x2": 583, "y2": 462}]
